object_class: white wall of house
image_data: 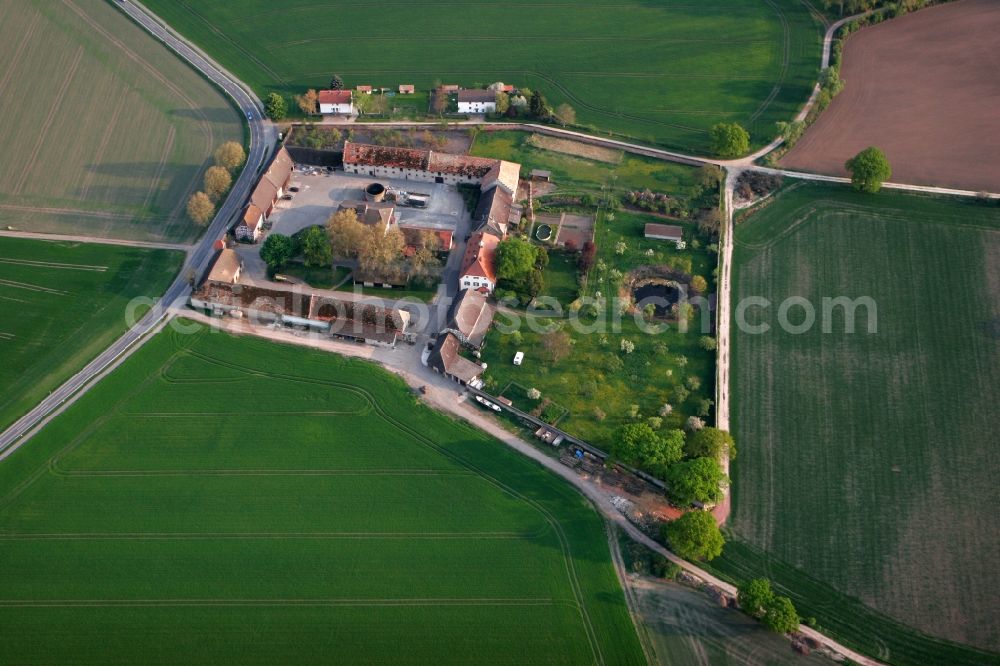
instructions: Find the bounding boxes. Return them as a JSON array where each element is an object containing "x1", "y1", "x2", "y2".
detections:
[
  {"x1": 320, "y1": 102, "x2": 354, "y2": 114},
  {"x1": 457, "y1": 101, "x2": 496, "y2": 114},
  {"x1": 459, "y1": 274, "x2": 494, "y2": 293},
  {"x1": 343, "y1": 163, "x2": 481, "y2": 187}
]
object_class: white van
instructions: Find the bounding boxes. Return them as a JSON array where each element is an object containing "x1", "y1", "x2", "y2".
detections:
[{"x1": 513, "y1": 351, "x2": 524, "y2": 366}]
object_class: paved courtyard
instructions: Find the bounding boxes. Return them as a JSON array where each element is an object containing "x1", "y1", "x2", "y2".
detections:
[
  {"x1": 233, "y1": 166, "x2": 476, "y2": 338},
  {"x1": 267, "y1": 168, "x2": 468, "y2": 238}
]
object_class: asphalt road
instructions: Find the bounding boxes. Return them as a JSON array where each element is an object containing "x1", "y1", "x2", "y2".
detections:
[{"x1": 0, "y1": 0, "x2": 274, "y2": 460}]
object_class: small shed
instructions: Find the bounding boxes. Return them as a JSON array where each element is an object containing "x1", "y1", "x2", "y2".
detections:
[
  {"x1": 530, "y1": 169, "x2": 552, "y2": 182},
  {"x1": 399, "y1": 84, "x2": 415, "y2": 94},
  {"x1": 356, "y1": 85, "x2": 373, "y2": 94},
  {"x1": 644, "y1": 223, "x2": 683, "y2": 243}
]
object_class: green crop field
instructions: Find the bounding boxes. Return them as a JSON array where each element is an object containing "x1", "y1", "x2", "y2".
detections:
[
  {"x1": 139, "y1": 0, "x2": 821, "y2": 153},
  {"x1": 0, "y1": 0, "x2": 242, "y2": 242},
  {"x1": 717, "y1": 182, "x2": 1000, "y2": 664},
  {"x1": 0, "y1": 322, "x2": 644, "y2": 664},
  {"x1": 0, "y1": 237, "x2": 182, "y2": 432}
]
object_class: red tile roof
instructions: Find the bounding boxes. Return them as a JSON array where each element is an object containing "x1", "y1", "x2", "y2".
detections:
[
  {"x1": 318, "y1": 89, "x2": 352, "y2": 104},
  {"x1": 343, "y1": 141, "x2": 429, "y2": 170},
  {"x1": 460, "y1": 231, "x2": 499, "y2": 284}
]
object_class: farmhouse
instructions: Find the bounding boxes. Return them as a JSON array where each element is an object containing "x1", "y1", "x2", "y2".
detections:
[
  {"x1": 318, "y1": 89, "x2": 354, "y2": 115},
  {"x1": 235, "y1": 204, "x2": 264, "y2": 242},
  {"x1": 245, "y1": 147, "x2": 294, "y2": 221},
  {"x1": 204, "y1": 248, "x2": 243, "y2": 284},
  {"x1": 442, "y1": 288, "x2": 494, "y2": 349},
  {"x1": 457, "y1": 89, "x2": 497, "y2": 114},
  {"x1": 459, "y1": 231, "x2": 500, "y2": 294},
  {"x1": 428, "y1": 333, "x2": 485, "y2": 386},
  {"x1": 644, "y1": 223, "x2": 684, "y2": 243}
]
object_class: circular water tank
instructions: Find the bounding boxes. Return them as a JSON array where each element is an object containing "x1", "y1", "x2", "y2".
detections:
[{"x1": 365, "y1": 182, "x2": 386, "y2": 202}]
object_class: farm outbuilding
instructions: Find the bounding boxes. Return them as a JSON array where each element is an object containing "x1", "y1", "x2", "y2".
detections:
[{"x1": 644, "y1": 223, "x2": 684, "y2": 243}]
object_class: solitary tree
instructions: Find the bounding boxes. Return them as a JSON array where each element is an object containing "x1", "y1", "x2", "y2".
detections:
[
  {"x1": 762, "y1": 595, "x2": 799, "y2": 634},
  {"x1": 690, "y1": 275, "x2": 708, "y2": 293},
  {"x1": 329, "y1": 74, "x2": 344, "y2": 90},
  {"x1": 663, "y1": 510, "x2": 724, "y2": 561},
  {"x1": 845, "y1": 146, "x2": 892, "y2": 193},
  {"x1": 203, "y1": 166, "x2": 232, "y2": 201},
  {"x1": 614, "y1": 423, "x2": 684, "y2": 472},
  {"x1": 301, "y1": 225, "x2": 332, "y2": 268},
  {"x1": 666, "y1": 456, "x2": 727, "y2": 506},
  {"x1": 737, "y1": 578, "x2": 774, "y2": 618},
  {"x1": 214, "y1": 141, "x2": 246, "y2": 172},
  {"x1": 260, "y1": 233, "x2": 293, "y2": 273},
  {"x1": 709, "y1": 123, "x2": 750, "y2": 158},
  {"x1": 495, "y1": 236, "x2": 538, "y2": 281},
  {"x1": 186, "y1": 191, "x2": 214, "y2": 226},
  {"x1": 296, "y1": 89, "x2": 319, "y2": 116},
  {"x1": 686, "y1": 427, "x2": 736, "y2": 461},
  {"x1": 553, "y1": 103, "x2": 576, "y2": 126},
  {"x1": 265, "y1": 93, "x2": 287, "y2": 120}
]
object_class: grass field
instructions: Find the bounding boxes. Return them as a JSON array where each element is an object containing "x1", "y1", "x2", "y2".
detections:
[
  {"x1": 0, "y1": 237, "x2": 182, "y2": 432},
  {"x1": 472, "y1": 131, "x2": 703, "y2": 200},
  {"x1": 0, "y1": 0, "x2": 242, "y2": 242},
  {"x1": 718, "y1": 182, "x2": 1000, "y2": 664},
  {"x1": 0, "y1": 322, "x2": 644, "y2": 663},
  {"x1": 139, "y1": 0, "x2": 822, "y2": 153}
]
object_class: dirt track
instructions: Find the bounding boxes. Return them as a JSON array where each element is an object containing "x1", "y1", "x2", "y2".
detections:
[{"x1": 780, "y1": 0, "x2": 1000, "y2": 192}]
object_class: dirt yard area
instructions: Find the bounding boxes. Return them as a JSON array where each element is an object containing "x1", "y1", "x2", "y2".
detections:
[
  {"x1": 779, "y1": 0, "x2": 1000, "y2": 192},
  {"x1": 528, "y1": 134, "x2": 623, "y2": 164}
]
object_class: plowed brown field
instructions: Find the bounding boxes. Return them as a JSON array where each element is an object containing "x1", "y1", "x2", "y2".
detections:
[{"x1": 780, "y1": 0, "x2": 1000, "y2": 192}]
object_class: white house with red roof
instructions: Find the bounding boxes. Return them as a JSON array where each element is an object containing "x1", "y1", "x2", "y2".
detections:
[
  {"x1": 459, "y1": 231, "x2": 500, "y2": 294},
  {"x1": 319, "y1": 89, "x2": 354, "y2": 114}
]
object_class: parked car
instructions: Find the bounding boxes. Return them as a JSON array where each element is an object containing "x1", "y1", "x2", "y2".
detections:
[
  {"x1": 280, "y1": 194, "x2": 293, "y2": 200},
  {"x1": 289, "y1": 186, "x2": 300, "y2": 192}
]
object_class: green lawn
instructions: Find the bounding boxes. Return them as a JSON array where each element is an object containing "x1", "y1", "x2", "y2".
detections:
[
  {"x1": 717, "y1": 182, "x2": 1000, "y2": 664},
  {"x1": 279, "y1": 262, "x2": 352, "y2": 289},
  {"x1": 138, "y1": 0, "x2": 822, "y2": 153},
  {"x1": 0, "y1": 0, "x2": 243, "y2": 242},
  {"x1": 0, "y1": 237, "x2": 182, "y2": 431},
  {"x1": 0, "y1": 323, "x2": 644, "y2": 663},
  {"x1": 538, "y1": 251, "x2": 581, "y2": 307}
]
